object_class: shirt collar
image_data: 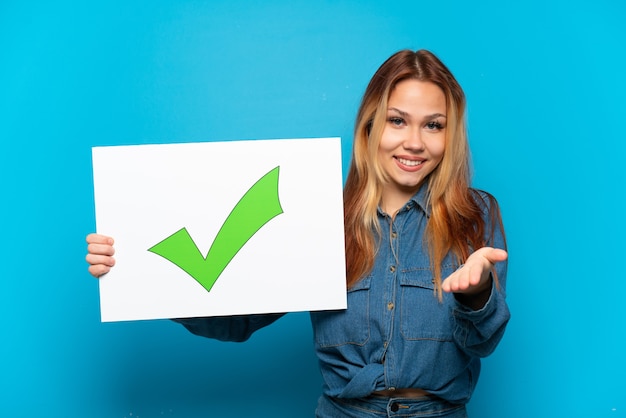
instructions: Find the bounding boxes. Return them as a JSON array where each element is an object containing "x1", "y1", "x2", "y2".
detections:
[{"x1": 409, "y1": 182, "x2": 431, "y2": 216}]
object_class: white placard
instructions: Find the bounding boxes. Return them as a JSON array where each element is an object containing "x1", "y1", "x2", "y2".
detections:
[{"x1": 92, "y1": 137, "x2": 347, "y2": 322}]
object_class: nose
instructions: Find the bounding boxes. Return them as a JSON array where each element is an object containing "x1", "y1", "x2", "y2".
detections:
[{"x1": 404, "y1": 127, "x2": 425, "y2": 151}]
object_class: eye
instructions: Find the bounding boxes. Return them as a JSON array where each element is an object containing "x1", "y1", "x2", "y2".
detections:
[
  {"x1": 425, "y1": 121, "x2": 444, "y2": 131},
  {"x1": 388, "y1": 117, "x2": 405, "y2": 127}
]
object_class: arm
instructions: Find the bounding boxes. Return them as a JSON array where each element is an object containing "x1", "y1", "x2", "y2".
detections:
[
  {"x1": 441, "y1": 196, "x2": 510, "y2": 357},
  {"x1": 450, "y1": 271, "x2": 509, "y2": 358},
  {"x1": 172, "y1": 313, "x2": 286, "y2": 342}
]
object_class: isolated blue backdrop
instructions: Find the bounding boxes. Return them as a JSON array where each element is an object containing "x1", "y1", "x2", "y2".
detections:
[{"x1": 1, "y1": 1, "x2": 624, "y2": 417}]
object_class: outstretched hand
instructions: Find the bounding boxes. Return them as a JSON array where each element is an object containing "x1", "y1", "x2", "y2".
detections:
[
  {"x1": 85, "y1": 233, "x2": 116, "y2": 278},
  {"x1": 442, "y1": 247, "x2": 507, "y2": 301}
]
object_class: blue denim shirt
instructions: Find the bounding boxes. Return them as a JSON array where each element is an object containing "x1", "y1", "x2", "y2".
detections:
[{"x1": 175, "y1": 185, "x2": 509, "y2": 405}]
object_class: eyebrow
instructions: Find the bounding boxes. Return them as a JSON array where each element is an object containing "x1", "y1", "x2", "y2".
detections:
[{"x1": 387, "y1": 107, "x2": 447, "y2": 120}]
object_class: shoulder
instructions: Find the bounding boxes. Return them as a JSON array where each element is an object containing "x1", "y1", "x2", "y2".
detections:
[
  {"x1": 469, "y1": 188, "x2": 499, "y2": 205},
  {"x1": 469, "y1": 188, "x2": 501, "y2": 215}
]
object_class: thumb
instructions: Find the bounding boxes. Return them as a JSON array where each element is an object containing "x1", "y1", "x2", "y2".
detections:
[{"x1": 484, "y1": 247, "x2": 508, "y2": 264}]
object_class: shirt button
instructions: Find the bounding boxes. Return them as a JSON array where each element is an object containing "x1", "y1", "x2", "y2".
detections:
[
  {"x1": 391, "y1": 232, "x2": 397, "y2": 239},
  {"x1": 390, "y1": 265, "x2": 396, "y2": 272},
  {"x1": 387, "y1": 302, "x2": 394, "y2": 310}
]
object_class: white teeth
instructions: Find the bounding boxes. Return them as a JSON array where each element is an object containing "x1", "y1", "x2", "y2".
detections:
[{"x1": 397, "y1": 158, "x2": 423, "y2": 166}]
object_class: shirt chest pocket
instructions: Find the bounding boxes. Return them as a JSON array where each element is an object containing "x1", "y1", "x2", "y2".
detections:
[
  {"x1": 399, "y1": 268, "x2": 455, "y2": 342},
  {"x1": 313, "y1": 276, "x2": 371, "y2": 348}
]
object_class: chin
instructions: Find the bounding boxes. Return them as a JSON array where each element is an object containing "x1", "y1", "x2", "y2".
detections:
[
  {"x1": 398, "y1": 182, "x2": 422, "y2": 194},
  {"x1": 400, "y1": 178, "x2": 424, "y2": 189}
]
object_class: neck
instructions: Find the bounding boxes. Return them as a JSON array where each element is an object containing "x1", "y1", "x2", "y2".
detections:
[{"x1": 380, "y1": 195, "x2": 407, "y2": 216}]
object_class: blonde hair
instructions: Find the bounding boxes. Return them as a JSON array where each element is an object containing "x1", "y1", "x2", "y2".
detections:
[{"x1": 343, "y1": 49, "x2": 503, "y2": 297}]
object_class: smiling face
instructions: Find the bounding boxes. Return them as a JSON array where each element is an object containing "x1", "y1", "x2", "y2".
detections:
[{"x1": 377, "y1": 79, "x2": 447, "y2": 214}]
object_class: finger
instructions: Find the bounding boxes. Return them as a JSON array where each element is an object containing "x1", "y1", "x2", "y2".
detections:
[
  {"x1": 88, "y1": 264, "x2": 111, "y2": 278},
  {"x1": 458, "y1": 266, "x2": 477, "y2": 291},
  {"x1": 85, "y1": 253, "x2": 116, "y2": 267},
  {"x1": 86, "y1": 233, "x2": 114, "y2": 245},
  {"x1": 444, "y1": 273, "x2": 465, "y2": 293},
  {"x1": 442, "y1": 277, "x2": 452, "y2": 292},
  {"x1": 442, "y1": 264, "x2": 467, "y2": 293},
  {"x1": 441, "y1": 268, "x2": 459, "y2": 292},
  {"x1": 468, "y1": 263, "x2": 484, "y2": 287},
  {"x1": 87, "y1": 243, "x2": 115, "y2": 257},
  {"x1": 442, "y1": 265, "x2": 483, "y2": 294}
]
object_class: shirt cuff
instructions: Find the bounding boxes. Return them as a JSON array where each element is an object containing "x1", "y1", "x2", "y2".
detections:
[{"x1": 453, "y1": 279, "x2": 498, "y2": 318}]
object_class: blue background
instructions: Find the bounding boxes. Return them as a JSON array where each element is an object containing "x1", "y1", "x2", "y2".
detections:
[{"x1": 1, "y1": 1, "x2": 624, "y2": 417}]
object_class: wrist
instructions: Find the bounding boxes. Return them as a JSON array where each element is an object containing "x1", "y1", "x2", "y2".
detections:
[{"x1": 454, "y1": 278, "x2": 492, "y2": 310}]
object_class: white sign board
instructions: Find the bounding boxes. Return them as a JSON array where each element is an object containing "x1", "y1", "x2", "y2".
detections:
[{"x1": 92, "y1": 137, "x2": 347, "y2": 322}]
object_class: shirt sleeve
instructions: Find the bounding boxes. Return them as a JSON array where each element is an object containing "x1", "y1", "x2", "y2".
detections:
[
  {"x1": 451, "y1": 191, "x2": 510, "y2": 358},
  {"x1": 172, "y1": 313, "x2": 286, "y2": 342},
  {"x1": 452, "y1": 277, "x2": 509, "y2": 357}
]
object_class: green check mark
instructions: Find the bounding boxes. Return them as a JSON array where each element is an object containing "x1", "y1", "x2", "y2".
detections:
[{"x1": 147, "y1": 166, "x2": 283, "y2": 292}]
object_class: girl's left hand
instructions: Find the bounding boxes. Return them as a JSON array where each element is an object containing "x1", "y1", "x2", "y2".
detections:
[{"x1": 442, "y1": 247, "x2": 507, "y2": 296}]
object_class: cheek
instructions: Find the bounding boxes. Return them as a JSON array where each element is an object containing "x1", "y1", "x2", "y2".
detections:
[
  {"x1": 377, "y1": 138, "x2": 397, "y2": 160},
  {"x1": 378, "y1": 130, "x2": 395, "y2": 152},
  {"x1": 428, "y1": 137, "x2": 446, "y2": 159}
]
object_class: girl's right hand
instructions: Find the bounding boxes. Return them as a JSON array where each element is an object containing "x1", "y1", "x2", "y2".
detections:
[{"x1": 86, "y1": 233, "x2": 115, "y2": 278}]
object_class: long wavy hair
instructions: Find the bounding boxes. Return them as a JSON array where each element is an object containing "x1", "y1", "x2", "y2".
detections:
[{"x1": 343, "y1": 49, "x2": 503, "y2": 298}]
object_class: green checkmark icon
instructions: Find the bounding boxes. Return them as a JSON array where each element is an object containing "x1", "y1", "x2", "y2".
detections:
[{"x1": 147, "y1": 166, "x2": 283, "y2": 292}]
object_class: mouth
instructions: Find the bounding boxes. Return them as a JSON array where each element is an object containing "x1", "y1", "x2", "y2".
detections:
[{"x1": 396, "y1": 157, "x2": 424, "y2": 167}]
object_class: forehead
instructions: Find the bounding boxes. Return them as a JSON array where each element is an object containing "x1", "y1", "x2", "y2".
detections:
[{"x1": 388, "y1": 79, "x2": 446, "y2": 112}]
